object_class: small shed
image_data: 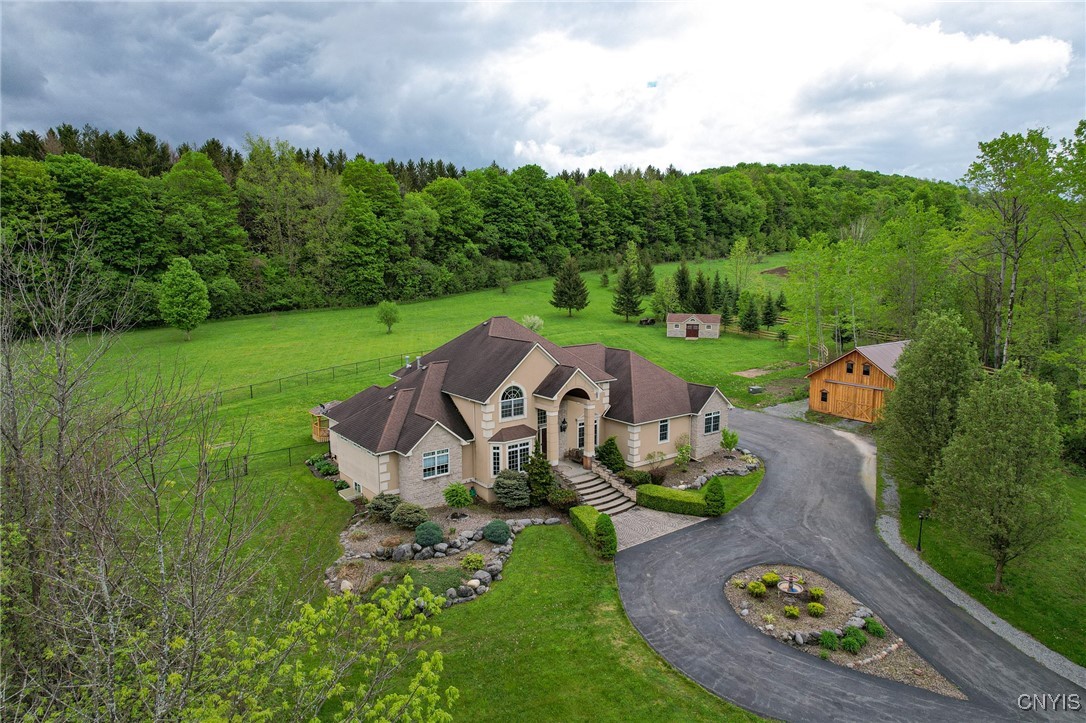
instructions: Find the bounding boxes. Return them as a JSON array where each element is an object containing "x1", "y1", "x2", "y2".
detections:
[
  {"x1": 666, "y1": 313, "x2": 721, "y2": 339},
  {"x1": 308, "y1": 400, "x2": 341, "y2": 442},
  {"x1": 806, "y1": 341, "x2": 908, "y2": 423}
]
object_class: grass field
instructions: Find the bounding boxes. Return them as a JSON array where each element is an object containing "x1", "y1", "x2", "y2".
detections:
[
  {"x1": 333, "y1": 525, "x2": 761, "y2": 722},
  {"x1": 896, "y1": 468, "x2": 1086, "y2": 667}
]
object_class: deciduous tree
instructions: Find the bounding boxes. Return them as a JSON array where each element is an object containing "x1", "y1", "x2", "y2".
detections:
[
  {"x1": 377, "y1": 300, "x2": 400, "y2": 333},
  {"x1": 158, "y1": 256, "x2": 211, "y2": 340}
]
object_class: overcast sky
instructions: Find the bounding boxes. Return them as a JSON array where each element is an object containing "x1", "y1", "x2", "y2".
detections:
[{"x1": 2, "y1": 1, "x2": 1083, "y2": 180}]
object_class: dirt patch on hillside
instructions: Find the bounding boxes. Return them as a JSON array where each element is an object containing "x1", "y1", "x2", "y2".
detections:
[
  {"x1": 761, "y1": 266, "x2": 789, "y2": 277},
  {"x1": 734, "y1": 361, "x2": 804, "y2": 378}
]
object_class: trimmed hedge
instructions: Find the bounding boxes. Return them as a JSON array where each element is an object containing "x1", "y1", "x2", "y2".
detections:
[
  {"x1": 570, "y1": 505, "x2": 600, "y2": 546},
  {"x1": 547, "y1": 487, "x2": 578, "y2": 511},
  {"x1": 619, "y1": 469, "x2": 652, "y2": 487},
  {"x1": 636, "y1": 484, "x2": 707, "y2": 516},
  {"x1": 595, "y1": 513, "x2": 617, "y2": 560}
]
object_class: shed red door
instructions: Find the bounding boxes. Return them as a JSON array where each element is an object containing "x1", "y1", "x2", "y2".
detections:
[{"x1": 686, "y1": 323, "x2": 699, "y2": 338}]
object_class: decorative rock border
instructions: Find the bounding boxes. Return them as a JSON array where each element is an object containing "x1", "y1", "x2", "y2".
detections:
[
  {"x1": 677, "y1": 450, "x2": 760, "y2": 491},
  {"x1": 442, "y1": 518, "x2": 562, "y2": 607}
]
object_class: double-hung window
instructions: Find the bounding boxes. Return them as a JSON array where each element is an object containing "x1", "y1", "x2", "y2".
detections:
[
  {"x1": 704, "y1": 410, "x2": 721, "y2": 434},
  {"x1": 500, "y1": 386, "x2": 525, "y2": 419},
  {"x1": 422, "y1": 448, "x2": 450, "y2": 479},
  {"x1": 577, "y1": 419, "x2": 585, "y2": 449},
  {"x1": 492, "y1": 445, "x2": 501, "y2": 476},
  {"x1": 508, "y1": 441, "x2": 531, "y2": 472},
  {"x1": 659, "y1": 419, "x2": 670, "y2": 443}
]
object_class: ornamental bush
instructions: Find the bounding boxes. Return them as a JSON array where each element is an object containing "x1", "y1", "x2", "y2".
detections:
[
  {"x1": 594, "y1": 436, "x2": 627, "y2": 473},
  {"x1": 807, "y1": 602, "x2": 826, "y2": 618},
  {"x1": 525, "y1": 444, "x2": 557, "y2": 506},
  {"x1": 494, "y1": 469, "x2": 531, "y2": 509},
  {"x1": 809, "y1": 587, "x2": 824, "y2": 602},
  {"x1": 636, "y1": 485, "x2": 707, "y2": 516},
  {"x1": 783, "y1": 605, "x2": 800, "y2": 619},
  {"x1": 390, "y1": 503, "x2": 429, "y2": 530},
  {"x1": 648, "y1": 468, "x2": 667, "y2": 485},
  {"x1": 414, "y1": 521, "x2": 443, "y2": 548},
  {"x1": 746, "y1": 581, "x2": 767, "y2": 598},
  {"x1": 547, "y1": 487, "x2": 578, "y2": 511},
  {"x1": 483, "y1": 519, "x2": 511, "y2": 544},
  {"x1": 619, "y1": 469, "x2": 652, "y2": 487},
  {"x1": 841, "y1": 635, "x2": 862, "y2": 654},
  {"x1": 460, "y1": 552, "x2": 485, "y2": 573},
  {"x1": 761, "y1": 572, "x2": 781, "y2": 586},
  {"x1": 865, "y1": 618, "x2": 886, "y2": 638},
  {"x1": 595, "y1": 513, "x2": 617, "y2": 560},
  {"x1": 443, "y1": 482, "x2": 473, "y2": 509},
  {"x1": 368, "y1": 492, "x2": 403, "y2": 522},
  {"x1": 570, "y1": 505, "x2": 600, "y2": 545},
  {"x1": 703, "y1": 477, "x2": 726, "y2": 517},
  {"x1": 819, "y1": 630, "x2": 839, "y2": 651}
]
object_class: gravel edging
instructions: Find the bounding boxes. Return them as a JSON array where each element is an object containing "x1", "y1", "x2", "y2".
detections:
[{"x1": 876, "y1": 471, "x2": 1086, "y2": 691}]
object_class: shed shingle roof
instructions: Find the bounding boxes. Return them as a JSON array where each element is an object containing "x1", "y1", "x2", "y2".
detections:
[
  {"x1": 666, "y1": 313, "x2": 721, "y2": 325},
  {"x1": 805, "y1": 340, "x2": 910, "y2": 380}
]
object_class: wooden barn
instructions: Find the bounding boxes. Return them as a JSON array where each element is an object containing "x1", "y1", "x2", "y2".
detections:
[
  {"x1": 666, "y1": 313, "x2": 721, "y2": 339},
  {"x1": 806, "y1": 341, "x2": 908, "y2": 423}
]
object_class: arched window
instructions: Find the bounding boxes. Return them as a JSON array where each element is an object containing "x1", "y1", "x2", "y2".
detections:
[{"x1": 500, "y1": 386, "x2": 525, "y2": 419}]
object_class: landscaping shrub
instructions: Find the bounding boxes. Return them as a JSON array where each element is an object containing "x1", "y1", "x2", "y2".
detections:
[
  {"x1": 732, "y1": 579, "x2": 747, "y2": 589},
  {"x1": 809, "y1": 587, "x2": 824, "y2": 602},
  {"x1": 305, "y1": 454, "x2": 325, "y2": 465},
  {"x1": 806, "y1": 602, "x2": 826, "y2": 618},
  {"x1": 619, "y1": 469, "x2": 652, "y2": 487},
  {"x1": 842, "y1": 626, "x2": 867, "y2": 654},
  {"x1": 783, "y1": 605, "x2": 800, "y2": 619},
  {"x1": 460, "y1": 552, "x2": 485, "y2": 573},
  {"x1": 570, "y1": 505, "x2": 600, "y2": 545},
  {"x1": 819, "y1": 650, "x2": 830, "y2": 660},
  {"x1": 315, "y1": 460, "x2": 339, "y2": 476},
  {"x1": 595, "y1": 513, "x2": 617, "y2": 560},
  {"x1": 526, "y1": 444, "x2": 557, "y2": 506},
  {"x1": 819, "y1": 630, "x2": 839, "y2": 651},
  {"x1": 333, "y1": 480, "x2": 349, "y2": 491},
  {"x1": 415, "y1": 521, "x2": 443, "y2": 547},
  {"x1": 547, "y1": 487, "x2": 577, "y2": 512},
  {"x1": 390, "y1": 503, "x2": 429, "y2": 530},
  {"x1": 368, "y1": 492, "x2": 403, "y2": 522},
  {"x1": 761, "y1": 572, "x2": 781, "y2": 586},
  {"x1": 494, "y1": 470, "x2": 531, "y2": 509},
  {"x1": 746, "y1": 581, "x2": 767, "y2": 598},
  {"x1": 865, "y1": 618, "x2": 886, "y2": 638},
  {"x1": 648, "y1": 468, "x2": 667, "y2": 485},
  {"x1": 348, "y1": 529, "x2": 369, "y2": 542},
  {"x1": 703, "y1": 477, "x2": 726, "y2": 516},
  {"x1": 636, "y1": 484, "x2": 707, "y2": 516},
  {"x1": 380, "y1": 535, "x2": 403, "y2": 548},
  {"x1": 762, "y1": 613, "x2": 775, "y2": 624},
  {"x1": 483, "y1": 519, "x2": 511, "y2": 544},
  {"x1": 595, "y1": 436, "x2": 627, "y2": 473},
  {"x1": 443, "y1": 482, "x2": 473, "y2": 509},
  {"x1": 674, "y1": 436, "x2": 692, "y2": 473},
  {"x1": 720, "y1": 428, "x2": 739, "y2": 452}
]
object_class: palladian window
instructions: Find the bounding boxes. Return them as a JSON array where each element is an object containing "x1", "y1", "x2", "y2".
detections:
[{"x1": 500, "y1": 386, "x2": 525, "y2": 419}]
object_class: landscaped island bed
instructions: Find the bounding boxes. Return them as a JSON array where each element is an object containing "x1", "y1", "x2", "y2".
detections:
[{"x1": 724, "y1": 564, "x2": 965, "y2": 699}]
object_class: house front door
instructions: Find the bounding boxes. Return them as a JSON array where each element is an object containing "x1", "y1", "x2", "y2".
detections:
[{"x1": 686, "y1": 323, "x2": 699, "y2": 338}]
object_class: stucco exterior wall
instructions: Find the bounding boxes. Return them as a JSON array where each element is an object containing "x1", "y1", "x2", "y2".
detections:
[
  {"x1": 625, "y1": 415, "x2": 694, "y2": 468},
  {"x1": 690, "y1": 392, "x2": 730, "y2": 460},
  {"x1": 330, "y1": 430, "x2": 381, "y2": 499},
  {"x1": 399, "y1": 425, "x2": 465, "y2": 508}
]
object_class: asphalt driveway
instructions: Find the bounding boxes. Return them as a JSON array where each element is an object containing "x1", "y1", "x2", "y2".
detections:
[{"x1": 615, "y1": 409, "x2": 1086, "y2": 722}]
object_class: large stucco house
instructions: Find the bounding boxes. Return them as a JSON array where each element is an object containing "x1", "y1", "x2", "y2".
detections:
[{"x1": 326, "y1": 317, "x2": 730, "y2": 506}]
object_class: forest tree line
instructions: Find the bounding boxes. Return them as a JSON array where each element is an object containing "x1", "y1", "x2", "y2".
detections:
[{"x1": 2, "y1": 123, "x2": 964, "y2": 327}]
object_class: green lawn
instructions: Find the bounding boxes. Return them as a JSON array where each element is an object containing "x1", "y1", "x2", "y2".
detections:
[
  {"x1": 896, "y1": 469, "x2": 1086, "y2": 666},
  {"x1": 341, "y1": 525, "x2": 760, "y2": 722}
]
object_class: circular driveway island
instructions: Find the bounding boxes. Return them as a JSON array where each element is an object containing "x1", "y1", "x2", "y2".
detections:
[{"x1": 615, "y1": 408, "x2": 1086, "y2": 722}]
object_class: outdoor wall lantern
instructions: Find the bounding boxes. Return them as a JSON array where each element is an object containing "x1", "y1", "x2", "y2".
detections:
[{"x1": 559, "y1": 418, "x2": 568, "y2": 433}]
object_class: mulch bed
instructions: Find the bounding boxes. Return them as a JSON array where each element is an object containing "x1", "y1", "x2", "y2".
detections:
[
  {"x1": 332, "y1": 502, "x2": 564, "y2": 593},
  {"x1": 723, "y1": 563, "x2": 965, "y2": 699},
  {"x1": 657, "y1": 449, "x2": 759, "y2": 489}
]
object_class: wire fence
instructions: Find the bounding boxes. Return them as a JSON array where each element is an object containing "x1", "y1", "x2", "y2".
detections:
[
  {"x1": 214, "y1": 350, "x2": 429, "y2": 405},
  {"x1": 176, "y1": 440, "x2": 331, "y2": 481}
]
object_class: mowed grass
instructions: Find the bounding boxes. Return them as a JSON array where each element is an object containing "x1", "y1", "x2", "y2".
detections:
[
  {"x1": 337, "y1": 525, "x2": 760, "y2": 722},
  {"x1": 897, "y1": 469, "x2": 1086, "y2": 666}
]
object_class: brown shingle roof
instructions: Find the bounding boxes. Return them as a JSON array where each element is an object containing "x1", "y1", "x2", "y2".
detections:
[
  {"x1": 489, "y1": 424, "x2": 537, "y2": 442},
  {"x1": 666, "y1": 313, "x2": 721, "y2": 325},
  {"x1": 392, "y1": 317, "x2": 612, "y2": 402},
  {"x1": 562, "y1": 343, "x2": 726, "y2": 424},
  {"x1": 805, "y1": 340, "x2": 910, "y2": 380},
  {"x1": 534, "y1": 365, "x2": 577, "y2": 399},
  {"x1": 330, "y1": 364, "x2": 473, "y2": 454}
]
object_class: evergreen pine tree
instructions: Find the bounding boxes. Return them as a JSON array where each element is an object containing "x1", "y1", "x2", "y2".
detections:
[
  {"x1": 550, "y1": 256, "x2": 589, "y2": 316},
  {"x1": 674, "y1": 260, "x2": 692, "y2": 312},
  {"x1": 776, "y1": 289, "x2": 788, "y2": 311},
  {"x1": 691, "y1": 270, "x2": 711, "y2": 314},
  {"x1": 711, "y1": 271, "x2": 724, "y2": 310},
  {"x1": 719, "y1": 300, "x2": 733, "y2": 332},
  {"x1": 526, "y1": 443, "x2": 557, "y2": 507},
  {"x1": 739, "y1": 298, "x2": 761, "y2": 333},
  {"x1": 611, "y1": 263, "x2": 643, "y2": 322},
  {"x1": 761, "y1": 294, "x2": 778, "y2": 327},
  {"x1": 637, "y1": 249, "x2": 656, "y2": 296}
]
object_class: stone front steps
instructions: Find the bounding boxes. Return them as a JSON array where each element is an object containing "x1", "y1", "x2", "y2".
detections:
[{"x1": 565, "y1": 470, "x2": 637, "y2": 516}]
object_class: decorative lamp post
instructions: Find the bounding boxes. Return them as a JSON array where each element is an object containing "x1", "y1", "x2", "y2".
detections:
[{"x1": 917, "y1": 508, "x2": 931, "y2": 552}]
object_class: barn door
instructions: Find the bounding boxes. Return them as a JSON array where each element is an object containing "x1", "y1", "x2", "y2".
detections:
[{"x1": 686, "y1": 323, "x2": 699, "y2": 338}]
